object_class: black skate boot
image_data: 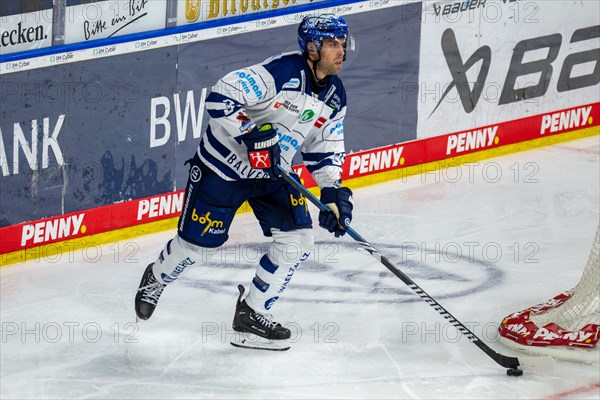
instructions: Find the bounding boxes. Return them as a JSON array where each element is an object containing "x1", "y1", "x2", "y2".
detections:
[
  {"x1": 230, "y1": 285, "x2": 291, "y2": 351},
  {"x1": 135, "y1": 263, "x2": 166, "y2": 321}
]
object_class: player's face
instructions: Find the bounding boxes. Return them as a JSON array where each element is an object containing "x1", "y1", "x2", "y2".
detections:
[{"x1": 315, "y1": 37, "x2": 346, "y2": 78}]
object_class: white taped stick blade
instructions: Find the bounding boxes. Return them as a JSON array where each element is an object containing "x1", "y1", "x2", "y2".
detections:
[{"x1": 514, "y1": 352, "x2": 555, "y2": 371}]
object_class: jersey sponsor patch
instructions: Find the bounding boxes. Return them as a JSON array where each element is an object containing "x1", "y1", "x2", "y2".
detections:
[
  {"x1": 273, "y1": 100, "x2": 300, "y2": 114},
  {"x1": 236, "y1": 112, "x2": 255, "y2": 134},
  {"x1": 299, "y1": 109, "x2": 315, "y2": 124},
  {"x1": 282, "y1": 78, "x2": 300, "y2": 89},
  {"x1": 314, "y1": 117, "x2": 327, "y2": 128}
]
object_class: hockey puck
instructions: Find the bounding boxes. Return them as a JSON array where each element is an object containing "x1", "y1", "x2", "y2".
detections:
[{"x1": 506, "y1": 368, "x2": 524, "y2": 377}]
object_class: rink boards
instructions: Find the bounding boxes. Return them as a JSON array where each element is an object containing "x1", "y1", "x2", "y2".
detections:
[{"x1": 1, "y1": 0, "x2": 599, "y2": 265}]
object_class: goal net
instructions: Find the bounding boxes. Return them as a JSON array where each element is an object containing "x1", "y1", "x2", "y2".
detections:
[{"x1": 498, "y1": 221, "x2": 600, "y2": 364}]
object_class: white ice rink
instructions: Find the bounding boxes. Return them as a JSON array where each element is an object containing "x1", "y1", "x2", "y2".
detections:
[{"x1": 1, "y1": 136, "x2": 599, "y2": 399}]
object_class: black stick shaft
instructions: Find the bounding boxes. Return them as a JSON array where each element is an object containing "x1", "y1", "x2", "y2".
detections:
[{"x1": 278, "y1": 167, "x2": 523, "y2": 370}]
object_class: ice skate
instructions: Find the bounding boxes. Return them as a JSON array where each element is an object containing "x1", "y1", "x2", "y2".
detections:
[
  {"x1": 135, "y1": 263, "x2": 166, "y2": 322},
  {"x1": 230, "y1": 285, "x2": 291, "y2": 351}
]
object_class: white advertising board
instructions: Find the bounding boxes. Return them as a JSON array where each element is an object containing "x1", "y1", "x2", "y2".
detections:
[
  {"x1": 64, "y1": 0, "x2": 167, "y2": 44},
  {"x1": 417, "y1": 0, "x2": 600, "y2": 138},
  {"x1": 175, "y1": 0, "x2": 327, "y2": 25},
  {"x1": 0, "y1": 10, "x2": 53, "y2": 55},
  {"x1": 2, "y1": 0, "x2": 407, "y2": 74}
]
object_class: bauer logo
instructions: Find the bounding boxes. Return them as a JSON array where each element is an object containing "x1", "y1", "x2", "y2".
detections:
[
  {"x1": 446, "y1": 126, "x2": 498, "y2": 155},
  {"x1": 432, "y1": 0, "x2": 485, "y2": 16},
  {"x1": 21, "y1": 213, "x2": 86, "y2": 246},
  {"x1": 540, "y1": 106, "x2": 593, "y2": 135}
]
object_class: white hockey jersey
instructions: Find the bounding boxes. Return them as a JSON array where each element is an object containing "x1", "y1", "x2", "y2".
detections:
[{"x1": 198, "y1": 51, "x2": 347, "y2": 188}]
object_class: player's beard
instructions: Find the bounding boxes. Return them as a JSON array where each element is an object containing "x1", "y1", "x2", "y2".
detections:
[{"x1": 320, "y1": 59, "x2": 342, "y2": 76}]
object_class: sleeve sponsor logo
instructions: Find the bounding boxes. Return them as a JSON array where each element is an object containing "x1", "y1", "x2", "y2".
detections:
[
  {"x1": 236, "y1": 112, "x2": 255, "y2": 134},
  {"x1": 21, "y1": 213, "x2": 86, "y2": 247},
  {"x1": 446, "y1": 126, "x2": 498, "y2": 155},
  {"x1": 282, "y1": 78, "x2": 300, "y2": 89},
  {"x1": 540, "y1": 106, "x2": 593, "y2": 134},
  {"x1": 328, "y1": 121, "x2": 344, "y2": 137},
  {"x1": 233, "y1": 71, "x2": 264, "y2": 100},
  {"x1": 278, "y1": 133, "x2": 300, "y2": 152}
]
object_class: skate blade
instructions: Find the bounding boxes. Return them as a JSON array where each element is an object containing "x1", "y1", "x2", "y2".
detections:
[{"x1": 230, "y1": 333, "x2": 290, "y2": 351}]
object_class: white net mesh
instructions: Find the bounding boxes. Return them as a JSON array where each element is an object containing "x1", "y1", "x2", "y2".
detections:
[{"x1": 530, "y1": 222, "x2": 600, "y2": 334}]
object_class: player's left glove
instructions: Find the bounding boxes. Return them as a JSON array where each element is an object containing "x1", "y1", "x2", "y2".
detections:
[
  {"x1": 242, "y1": 123, "x2": 281, "y2": 179},
  {"x1": 319, "y1": 187, "x2": 353, "y2": 237}
]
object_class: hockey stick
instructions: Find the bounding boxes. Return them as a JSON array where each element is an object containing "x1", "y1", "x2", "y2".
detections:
[{"x1": 278, "y1": 166, "x2": 555, "y2": 375}]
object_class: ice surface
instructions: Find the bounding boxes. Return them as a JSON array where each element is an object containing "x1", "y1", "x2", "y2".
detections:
[{"x1": 2, "y1": 136, "x2": 599, "y2": 399}]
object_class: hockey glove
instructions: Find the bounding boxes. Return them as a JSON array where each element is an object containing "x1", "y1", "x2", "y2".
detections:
[
  {"x1": 242, "y1": 123, "x2": 281, "y2": 179},
  {"x1": 319, "y1": 187, "x2": 354, "y2": 237}
]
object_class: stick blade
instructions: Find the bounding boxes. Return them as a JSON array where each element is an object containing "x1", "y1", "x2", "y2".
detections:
[{"x1": 517, "y1": 355, "x2": 555, "y2": 371}]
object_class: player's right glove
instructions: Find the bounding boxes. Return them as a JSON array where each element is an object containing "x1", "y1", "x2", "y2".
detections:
[
  {"x1": 242, "y1": 123, "x2": 281, "y2": 179},
  {"x1": 319, "y1": 187, "x2": 354, "y2": 237}
]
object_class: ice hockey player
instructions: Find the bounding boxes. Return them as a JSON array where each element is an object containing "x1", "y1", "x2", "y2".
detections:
[{"x1": 135, "y1": 14, "x2": 354, "y2": 350}]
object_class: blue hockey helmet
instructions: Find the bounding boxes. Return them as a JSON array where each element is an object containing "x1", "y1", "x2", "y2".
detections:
[{"x1": 297, "y1": 14, "x2": 351, "y2": 55}]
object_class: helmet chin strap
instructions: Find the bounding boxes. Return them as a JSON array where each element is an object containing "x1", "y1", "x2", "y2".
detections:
[{"x1": 307, "y1": 49, "x2": 329, "y2": 91}]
